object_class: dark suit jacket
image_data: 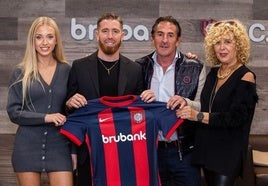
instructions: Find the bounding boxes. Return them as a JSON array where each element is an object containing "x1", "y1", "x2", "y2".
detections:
[{"x1": 67, "y1": 51, "x2": 144, "y2": 100}]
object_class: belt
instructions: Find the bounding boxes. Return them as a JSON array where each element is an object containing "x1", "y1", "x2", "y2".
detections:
[{"x1": 158, "y1": 140, "x2": 179, "y2": 148}]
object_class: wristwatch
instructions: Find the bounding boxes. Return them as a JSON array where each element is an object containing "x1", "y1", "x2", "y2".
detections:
[{"x1": 197, "y1": 112, "x2": 204, "y2": 122}]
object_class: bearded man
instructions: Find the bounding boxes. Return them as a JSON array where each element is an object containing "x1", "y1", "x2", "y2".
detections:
[{"x1": 65, "y1": 13, "x2": 150, "y2": 186}]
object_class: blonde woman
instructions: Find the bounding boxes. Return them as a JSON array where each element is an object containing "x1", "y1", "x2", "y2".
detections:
[
  {"x1": 176, "y1": 19, "x2": 258, "y2": 186},
  {"x1": 6, "y1": 17, "x2": 73, "y2": 186}
]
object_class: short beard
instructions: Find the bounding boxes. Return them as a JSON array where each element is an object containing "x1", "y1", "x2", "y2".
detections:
[{"x1": 99, "y1": 40, "x2": 121, "y2": 55}]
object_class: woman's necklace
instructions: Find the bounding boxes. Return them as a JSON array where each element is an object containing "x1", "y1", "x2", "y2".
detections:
[
  {"x1": 98, "y1": 58, "x2": 119, "y2": 75},
  {"x1": 217, "y1": 69, "x2": 232, "y2": 79},
  {"x1": 217, "y1": 63, "x2": 240, "y2": 80}
]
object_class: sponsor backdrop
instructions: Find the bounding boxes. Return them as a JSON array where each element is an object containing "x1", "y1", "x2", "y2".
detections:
[{"x1": 0, "y1": 0, "x2": 267, "y2": 134}]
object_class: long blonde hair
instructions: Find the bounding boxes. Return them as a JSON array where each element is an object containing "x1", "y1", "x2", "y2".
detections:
[{"x1": 15, "y1": 16, "x2": 67, "y2": 105}]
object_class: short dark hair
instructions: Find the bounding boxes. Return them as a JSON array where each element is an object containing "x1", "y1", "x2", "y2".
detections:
[
  {"x1": 97, "y1": 12, "x2": 123, "y2": 29},
  {"x1": 151, "y1": 16, "x2": 181, "y2": 38}
]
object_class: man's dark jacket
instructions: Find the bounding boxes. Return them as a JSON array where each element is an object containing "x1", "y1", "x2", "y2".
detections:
[{"x1": 136, "y1": 51, "x2": 204, "y2": 156}]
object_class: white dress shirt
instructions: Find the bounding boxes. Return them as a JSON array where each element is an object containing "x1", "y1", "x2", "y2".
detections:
[{"x1": 150, "y1": 51, "x2": 179, "y2": 141}]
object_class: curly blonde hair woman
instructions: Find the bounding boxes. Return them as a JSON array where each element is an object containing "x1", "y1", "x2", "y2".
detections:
[
  {"x1": 204, "y1": 19, "x2": 250, "y2": 66},
  {"x1": 177, "y1": 19, "x2": 258, "y2": 186}
]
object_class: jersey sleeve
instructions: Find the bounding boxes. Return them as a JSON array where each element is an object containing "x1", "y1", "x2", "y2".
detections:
[
  {"x1": 133, "y1": 99, "x2": 184, "y2": 140},
  {"x1": 60, "y1": 112, "x2": 87, "y2": 146},
  {"x1": 156, "y1": 107, "x2": 184, "y2": 139}
]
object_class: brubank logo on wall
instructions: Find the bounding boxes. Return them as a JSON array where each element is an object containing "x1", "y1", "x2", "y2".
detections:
[
  {"x1": 71, "y1": 17, "x2": 268, "y2": 43},
  {"x1": 71, "y1": 18, "x2": 150, "y2": 41}
]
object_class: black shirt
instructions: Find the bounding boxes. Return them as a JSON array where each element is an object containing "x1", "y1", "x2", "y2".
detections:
[{"x1": 97, "y1": 58, "x2": 120, "y2": 96}]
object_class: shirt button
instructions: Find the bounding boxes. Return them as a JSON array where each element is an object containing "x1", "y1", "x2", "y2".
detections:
[
  {"x1": 42, "y1": 144, "x2": 46, "y2": 149},
  {"x1": 44, "y1": 131, "x2": 48, "y2": 135},
  {"x1": 48, "y1": 105, "x2": 51, "y2": 109},
  {"x1": 42, "y1": 168, "x2": 46, "y2": 172},
  {"x1": 49, "y1": 89, "x2": 52, "y2": 93},
  {"x1": 42, "y1": 156, "x2": 45, "y2": 160}
]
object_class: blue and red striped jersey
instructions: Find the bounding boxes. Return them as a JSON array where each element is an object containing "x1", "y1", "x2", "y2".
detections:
[{"x1": 60, "y1": 95, "x2": 183, "y2": 186}]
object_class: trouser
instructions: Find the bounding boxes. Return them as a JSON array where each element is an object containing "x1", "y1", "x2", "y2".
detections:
[
  {"x1": 203, "y1": 167, "x2": 239, "y2": 186},
  {"x1": 76, "y1": 143, "x2": 91, "y2": 186},
  {"x1": 157, "y1": 145, "x2": 201, "y2": 186}
]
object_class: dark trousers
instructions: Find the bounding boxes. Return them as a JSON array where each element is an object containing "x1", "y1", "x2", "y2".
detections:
[
  {"x1": 158, "y1": 146, "x2": 201, "y2": 186},
  {"x1": 76, "y1": 143, "x2": 91, "y2": 186}
]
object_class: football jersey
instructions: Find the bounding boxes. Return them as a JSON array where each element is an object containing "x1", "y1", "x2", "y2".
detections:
[{"x1": 60, "y1": 95, "x2": 183, "y2": 186}]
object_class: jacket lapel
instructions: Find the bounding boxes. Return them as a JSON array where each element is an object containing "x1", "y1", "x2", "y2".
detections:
[
  {"x1": 87, "y1": 52, "x2": 100, "y2": 96},
  {"x1": 118, "y1": 55, "x2": 128, "y2": 95}
]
